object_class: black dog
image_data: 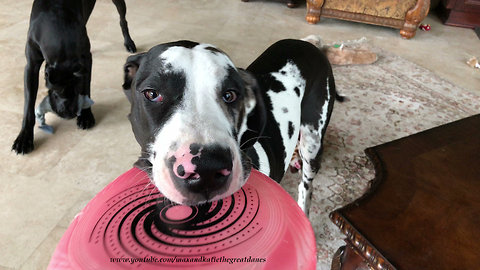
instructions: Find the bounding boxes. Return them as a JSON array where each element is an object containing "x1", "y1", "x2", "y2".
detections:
[
  {"x1": 12, "y1": 0, "x2": 136, "y2": 154},
  {"x1": 122, "y1": 39, "x2": 341, "y2": 216}
]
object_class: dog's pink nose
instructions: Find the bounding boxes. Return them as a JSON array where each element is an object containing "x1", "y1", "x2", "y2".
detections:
[
  {"x1": 167, "y1": 143, "x2": 233, "y2": 195},
  {"x1": 174, "y1": 165, "x2": 231, "y2": 180},
  {"x1": 174, "y1": 159, "x2": 200, "y2": 180},
  {"x1": 172, "y1": 149, "x2": 232, "y2": 180},
  {"x1": 170, "y1": 145, "x2": 201, "y2": 180}
]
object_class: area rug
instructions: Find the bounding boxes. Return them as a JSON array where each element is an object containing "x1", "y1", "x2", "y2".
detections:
[{"x1": 279, "y1": 48, "x2": 480, "y2": 269}]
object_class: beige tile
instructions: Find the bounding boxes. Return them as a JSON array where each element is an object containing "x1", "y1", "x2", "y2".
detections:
[
  {"x1": 0, "y1": 1, "x2": 41, "y2": 115},
  {"x1": 0, "y1": 45, "x2": 42, "y2": 116},
  {"x1": 19, "y1": 226, "x2": 67, "y2": 270},
  {"x1": 46, "y1": 97, "x2": 139, "y2": 193},
  {"x1": 0, "y1": 173, "x2": 83, "y2": 268},
  {"x1": 57, "y1": 192, "x2": 97, "y2": 228},
  {"x1": 1, "y1": 109, "x2": 90, "y2": 178}
]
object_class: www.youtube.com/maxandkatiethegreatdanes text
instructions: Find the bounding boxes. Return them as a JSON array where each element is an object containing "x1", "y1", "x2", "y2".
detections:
[{"x1": 110, "y1": 256, "x2": 267, "y2": 265}]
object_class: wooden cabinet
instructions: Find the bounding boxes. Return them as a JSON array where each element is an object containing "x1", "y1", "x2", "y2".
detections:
[{"x1": 438, "y1": 0, "x2": 480, "y2": 28}]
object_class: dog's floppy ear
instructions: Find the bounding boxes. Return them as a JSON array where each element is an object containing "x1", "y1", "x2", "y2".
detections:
[
  {"x1": 73, "y1": 63, "x2": 87, "y2": 77},
  {"x1": 122, "y1": 53, "x2": 146, "y2": 104},
  {"x1": 238, "y1": 68, "x2": 267, "y2": 149},
  {"x1": 45, "y1": 66, "x2": 59, "y2": 85},
  {"x1": 122, "y1": 53, "x2": 146, "y2": 90}
]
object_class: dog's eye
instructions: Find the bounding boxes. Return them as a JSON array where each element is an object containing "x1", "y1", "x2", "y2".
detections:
[
  {"x1": 222, "y1": 90, "x2": 238, "y2": 103},
  {"x1": 143, "y1": 89, "x2": 163, "y2": 102}
]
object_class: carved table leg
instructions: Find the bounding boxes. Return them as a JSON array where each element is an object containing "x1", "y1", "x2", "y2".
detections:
[
  {"x1": 400, "y1": 0, "x2": 430, "y2": 39},
  {"x1": 331, "y1": 244, "x2": 371, "y2": 270},
  {"x1": 331, "y1": 246, "x2": 345, "y2": 270},
  {"x1": 306, "y1": 0, "x2": 324, "y2": 24}
]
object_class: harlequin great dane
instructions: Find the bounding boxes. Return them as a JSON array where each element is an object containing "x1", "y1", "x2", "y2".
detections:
[{"x1": 122, "y1": 39, "x2": 342, "y2": 216}]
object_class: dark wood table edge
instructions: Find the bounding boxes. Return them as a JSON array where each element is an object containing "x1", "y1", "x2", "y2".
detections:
[
  {"x1": 330, "y1": 146, "x2": 396, "y2": 270},
  {"x1": 329, "y1": 114, "x2": 480, "y2": 270}
]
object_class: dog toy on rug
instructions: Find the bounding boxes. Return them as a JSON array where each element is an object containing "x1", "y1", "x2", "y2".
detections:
[
  {"x1": 35, "y1": 95, "x2": 94, "y2": 134},
  {"x1": 48, "y1": 168, "x2": 316, "y2": 269},
  {"x1": 302, "y1": 35, "x2": 378, "y2": 65}
]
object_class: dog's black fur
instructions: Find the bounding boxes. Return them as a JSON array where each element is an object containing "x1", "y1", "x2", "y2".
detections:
[{"x1": 12, "y1": 0, "x2": 136, "y2": 154}]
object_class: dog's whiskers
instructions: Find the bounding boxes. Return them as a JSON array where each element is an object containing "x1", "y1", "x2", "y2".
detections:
[
  {"x1": 129, "y1": 161, "x2": 159, "y2": 201},
  {"x1": 240, "y1": 135, "x2": 271, "y2": 148}
]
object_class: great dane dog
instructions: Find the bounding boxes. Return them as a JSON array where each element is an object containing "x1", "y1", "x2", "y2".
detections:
[
  {"x1": 12, "y1": 0, "x2": 136, "y2": 154},
  {"x1": 122, "y1": 39, "x2": 342, "y2": 216}
]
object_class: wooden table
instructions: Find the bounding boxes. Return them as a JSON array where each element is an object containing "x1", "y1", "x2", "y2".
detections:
[{"x1": 330, "y1": 114, "x2": 480, "y2": 270}]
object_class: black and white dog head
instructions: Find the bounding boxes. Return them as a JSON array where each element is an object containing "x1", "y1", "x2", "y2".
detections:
[
  {"x1": 123, "y1": 41, "x2": 265, "y2": 205},
  {"x1": 44, "y1": 60, "x2": 87, "y2": 119}
]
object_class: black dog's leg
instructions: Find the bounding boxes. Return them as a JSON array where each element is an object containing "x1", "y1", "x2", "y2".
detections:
[
  {"x1": 12, "y1": 42, "x2": 44, "y2": 154},
  {"x1": 82, "y1": 0, "x2": 96, "y2": 23},
  {"x1": 111, "y1": 0, "x2": 136, "y2": 53},
  {"x1": 77, "y1": 52, "x2": 95, "y2": 129},
  {"x1": 77, "y1": 107, "x2": 95, "y2": 129}
]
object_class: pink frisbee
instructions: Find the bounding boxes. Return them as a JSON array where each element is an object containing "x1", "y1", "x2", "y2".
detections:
[{"x1": 48, "y1": 168, "x2": 316, "y2": 269}]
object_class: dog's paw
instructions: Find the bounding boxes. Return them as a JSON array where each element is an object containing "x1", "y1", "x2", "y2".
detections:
[
  {"x1": 12, "y1": 130, "x2": 34, "y2": 154},
  {"x1": 77, "y1": 109, "x2": 95, "y2": 130},
  {"x1": 124, "y1": 39, "x2": 137, "y2": 53}
]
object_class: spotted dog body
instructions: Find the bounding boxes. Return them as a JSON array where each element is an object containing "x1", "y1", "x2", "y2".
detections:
[
  {"x1": 243, "y1": 40, "x2": 338, "y2": 215},
  {"x1": 122, "y1": 39, "x2": 340, "y2": 216}
]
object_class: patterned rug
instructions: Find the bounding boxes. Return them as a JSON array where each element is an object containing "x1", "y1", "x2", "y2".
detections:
[{"x1": 279, "y1": 48, "x2": 480, "y2": 269}]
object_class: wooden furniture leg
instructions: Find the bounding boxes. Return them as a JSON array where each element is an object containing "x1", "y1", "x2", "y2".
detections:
[
  {"x1": 400, "y1": 0, "x2": 430, "y2": 39},
  {"x1": 331, "y1": 245, "x2": 370, "y2": 270},
  {"x1": 306, "y1": 0, "x2": 324, "y2": 24}
]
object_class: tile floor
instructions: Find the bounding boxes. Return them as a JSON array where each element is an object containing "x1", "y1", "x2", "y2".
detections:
[{"x1": 0, "y1": 0, "x2": 479, "y2": 269}]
